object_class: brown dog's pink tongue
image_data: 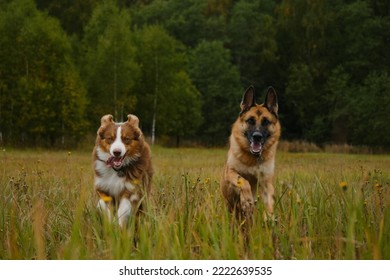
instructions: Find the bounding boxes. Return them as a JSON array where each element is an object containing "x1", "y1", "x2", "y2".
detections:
[
  {"x1": 251, "y1": 142, "x2": 262, "y2": 154},
  {"x1": 106, "y1": 156, "x2": 124, "y2": 168},
  {"x1": 106, "y1": 156, "x2": 115, "y2": 167}
]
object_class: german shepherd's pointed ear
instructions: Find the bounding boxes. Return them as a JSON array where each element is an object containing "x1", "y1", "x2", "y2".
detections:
[
  {"x1": 98, "y1": 114, "x2": 114, "y2": 139},
  {"x1": 127, "y1": 114, "x2": 141, "y2": 140},
  {"x1": 240, "y1": 86, "x2": 256, "y2": 115},
  {"x1": 264, "y1": 86, "x2": 278, "y2": 117}
]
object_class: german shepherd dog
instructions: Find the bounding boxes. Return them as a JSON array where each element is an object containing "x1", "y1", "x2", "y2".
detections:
[{"x1": 221, "y1": 86, "x2": 280, "y2": 225}]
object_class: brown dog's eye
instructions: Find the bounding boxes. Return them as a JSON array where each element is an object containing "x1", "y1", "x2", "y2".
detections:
[
  {"x1": 246, "y1": 117, "x2": 256, "y2": 126},
  {"x1": 123, "y1": 137, "x2": 131, "y2": 144},
  {"x1": 105, "y1": 137, "x2": 114, "y2": 144},
  {"x1": 262, "y1": 118, "x2": 271, "y2": 127}
]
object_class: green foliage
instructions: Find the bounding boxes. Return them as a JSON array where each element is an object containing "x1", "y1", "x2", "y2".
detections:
[
  {"x1": 228, "y1": 0, "x2": 278, "y2": 86},
  {"x1": 189, "y1": 40, "x2": 242, "y2": 145},
  {"x1": 284, "y1": 63, "x2": 315, "y2": 139},
  {"x1": 0, "y1": 0, "x2": 87, "y2": 146},
  {"x1": 161, "y1": 71, "x2": 203, "y2": 146},
  {"x1": 131, "y1": 0, "x2": 229, "y2": 47},
  {"x1": 325, "y1": 66, "x2": 352, "y2": 143},
  {"x1": 81, "y1": 0, "x2": 138, "y2": 124},
  {"x1": 349, "y1": 72, "x2": 390, "y2": 146},
  {"x1": 1, "y1": 0, "x2": 390, "y2": 147},
  {"x1": 133, "y1": 25, "x2": 202, "y2": 142},
  {"x1": 330, "y1": 0, "x2": 383, "y2": 81},
  {"x1": 36, "y1": 0, "x2": 97, "y2": 37}
]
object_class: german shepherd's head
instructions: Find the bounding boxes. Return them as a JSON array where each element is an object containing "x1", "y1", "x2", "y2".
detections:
[{"x1": 233, "y1": 86, "x2": 281, "y2": 159}]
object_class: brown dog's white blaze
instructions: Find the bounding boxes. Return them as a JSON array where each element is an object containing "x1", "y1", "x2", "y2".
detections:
[
  {"x1": 221, "y1": 86, "x2": 281, "y2": 225},
  {"x1": 93, "y1": 114, "x2": 152, "y2": 228}
]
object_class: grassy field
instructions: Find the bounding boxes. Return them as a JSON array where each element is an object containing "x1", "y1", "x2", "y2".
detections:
[{"x1": 0, "y1": 146, "x2": 389, "y2": 259}]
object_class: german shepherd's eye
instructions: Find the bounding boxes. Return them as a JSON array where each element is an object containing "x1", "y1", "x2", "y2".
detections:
[
  {"x1": 262, "y1": 118, "x2": 271, "y2": 127},
  {"x1": 246, "y1": 117, "x2": 256, "y2": 126}
]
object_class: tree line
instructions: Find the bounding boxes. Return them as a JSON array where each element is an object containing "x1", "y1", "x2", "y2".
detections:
[{"x1": 1, "y1": 0, "x2": 389, "y2": 148}]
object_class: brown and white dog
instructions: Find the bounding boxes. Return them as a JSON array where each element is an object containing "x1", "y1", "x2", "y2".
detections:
[{"x1": 93, "y1": 114, "x2": 153, "y2": 227}]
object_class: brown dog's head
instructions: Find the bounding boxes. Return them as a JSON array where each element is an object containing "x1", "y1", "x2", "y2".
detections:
[
  {"x1": 96, "y1": 114, "x2": 143, "y2": 170},
  {"x1": 236, "y1": 86, "x2": 281, "y2": 157}
]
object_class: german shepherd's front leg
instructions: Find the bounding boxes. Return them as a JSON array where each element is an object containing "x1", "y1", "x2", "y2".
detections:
[
  {"x1": 258, "y1": 176, "x2": 275, "y2": 221},
  {"x1": 221, "y1": 168, "x2": 254, "y2": 224}
]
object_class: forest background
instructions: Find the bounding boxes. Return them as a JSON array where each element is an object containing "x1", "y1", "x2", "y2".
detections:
[{"x1": 1, "y1": 0, "x2": 390, "y2": 149}]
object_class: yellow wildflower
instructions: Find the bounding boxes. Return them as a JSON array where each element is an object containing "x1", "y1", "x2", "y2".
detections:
[
  {"x1": 374, "y1": 181, "x2": 382, "y2": 192},
  {"x1": 339, "y1": 181, "x2": 348, "y2": 191},
  {"x1": 236, "y1": 177, "x2": 244, "y2": 188},
  {"x1": 98, "y1": 191, "x2": 112, "y2": 203}
]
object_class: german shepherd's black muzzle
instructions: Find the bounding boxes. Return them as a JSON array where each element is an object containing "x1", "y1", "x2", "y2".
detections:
[{"x1": 247, "y1": 128, "x2": 269, "y2": 156}]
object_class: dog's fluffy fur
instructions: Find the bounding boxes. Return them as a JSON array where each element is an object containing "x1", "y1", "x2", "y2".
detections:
[
  {"x1": 221, "y1": 86, "x2": 281, "y2": 224},
  {"x1": 93, "y1": 114, "x2": 153, "y2": 227}
]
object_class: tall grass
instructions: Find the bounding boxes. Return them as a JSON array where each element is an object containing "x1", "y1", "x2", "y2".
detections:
[{"x1": 0, "y1": 147, "x2": 389, "y2": 259}]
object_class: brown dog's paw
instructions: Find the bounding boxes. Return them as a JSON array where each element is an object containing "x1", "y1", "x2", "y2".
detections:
[{"x1": 240, "y1": 189, "x2": 254, "y2": 223}]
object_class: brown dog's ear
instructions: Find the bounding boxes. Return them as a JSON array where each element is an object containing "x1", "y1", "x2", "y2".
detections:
[
  {"x1": 264, "y1": 87, "x2": 278, "y2": 117},
  {"x1": 127, "y1": 114, "x2": 141, "y2": 140},
  {"x1": 100, "y1": 114, "x2": 114, "y2": 126},
  {"x1": 98, "y1": 114, "x2": 114, "y2": 139},
  {"x1": 127, "y1": 114, "x2": 139, "y2": 128},
  {"x1": 240, "y1": 86, "x2": 256, "y2": 115}
]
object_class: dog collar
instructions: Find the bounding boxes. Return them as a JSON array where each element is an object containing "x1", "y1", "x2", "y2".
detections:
[{"x1": 112, "y1": 166, "x2": 125, "y2": 177}]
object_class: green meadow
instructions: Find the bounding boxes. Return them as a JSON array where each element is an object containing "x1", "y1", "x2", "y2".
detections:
[{"x1": 0, "y1": 147, "x2": 389, "y2": 259}]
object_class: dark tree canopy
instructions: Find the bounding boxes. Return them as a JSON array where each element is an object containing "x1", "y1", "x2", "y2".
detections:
[{"x1": 1, "y1": 0, "x2": 389, "y2": 148}]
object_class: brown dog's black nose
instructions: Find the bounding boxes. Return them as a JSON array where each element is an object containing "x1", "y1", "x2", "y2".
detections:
[{"x1": 113, "y1": 150, "x2": 121, "y2": 157}]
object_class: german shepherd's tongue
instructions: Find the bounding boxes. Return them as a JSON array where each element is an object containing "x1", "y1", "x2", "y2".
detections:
[
  {"x1": 250, "y1": 141, "x2": 263, "y2": 155},
  {"x1": 106, "y1": 156, "x2": 124, "y2": 168}
]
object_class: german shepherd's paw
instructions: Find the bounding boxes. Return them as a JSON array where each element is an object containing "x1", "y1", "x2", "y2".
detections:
[
  {"x1": 240, "y1": 189, "x2": 254, "y2": 223},
  {"x1": 263, "y1": 211, "x2": 276, "y2": 225}
]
